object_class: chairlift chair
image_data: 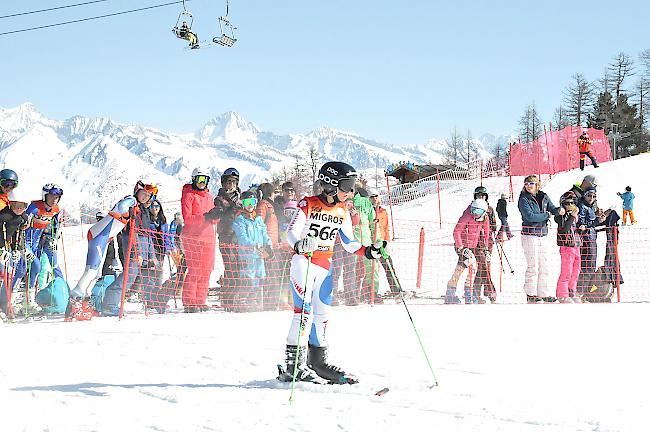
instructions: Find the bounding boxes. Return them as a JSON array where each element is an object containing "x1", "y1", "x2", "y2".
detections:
[
  {"x1": 172, "y1": 9, "x2": 194, "y2": 39},
  {"x1": 213, "y1": 15, "x2": 237, "y2": 47}
]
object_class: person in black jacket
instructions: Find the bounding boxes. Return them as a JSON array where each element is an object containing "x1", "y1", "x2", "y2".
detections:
[
  {"x1": 554, "y1": 191, "x2": 582, "y2": 303},
  {"x1": 0, "y1": 194, "x2": 31, "y2": 315},
  {"x1": 208, "y1": 167, "x2": 243, "y2": 310},
  {"x1": 496, "y1": 193, "x2": 514, "y2": 241}
]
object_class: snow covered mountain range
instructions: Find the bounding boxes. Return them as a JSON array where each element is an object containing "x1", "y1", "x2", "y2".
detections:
[{"x1": 0, "y1": 103, "x2": 508, "y2": 215}]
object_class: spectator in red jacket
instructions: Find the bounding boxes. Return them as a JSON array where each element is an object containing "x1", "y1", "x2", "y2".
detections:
[{"x1": 181, "y1": 167, "x2": 218, "y2": 312}]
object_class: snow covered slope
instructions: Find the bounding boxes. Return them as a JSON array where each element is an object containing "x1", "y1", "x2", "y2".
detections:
[{"x1": 1, "y1": 304, "x2": 649, "y2": 431}]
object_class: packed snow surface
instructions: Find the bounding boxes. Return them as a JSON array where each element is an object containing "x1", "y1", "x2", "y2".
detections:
[{"x1": 1, "y1": 304, "x2": 649, "y2": 432}]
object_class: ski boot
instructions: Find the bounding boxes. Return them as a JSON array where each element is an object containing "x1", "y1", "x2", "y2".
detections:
[
  {"x1": 277, "y1": 345, "x2": 328, "y2": 384},
  {"x1": 64, "y1": 297, "x2": 95, "y2": 321},
  {"x1": 444, "y1": 286, "x2": 461, "y2": 304},
  {"x1": 307, "y1": 344, "x2": 358, "y2": 385},
  {"x1": 464, "y1": 288, "x2": 478, "y2": 304}
]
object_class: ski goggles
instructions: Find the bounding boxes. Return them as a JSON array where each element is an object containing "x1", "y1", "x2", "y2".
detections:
[
  {"x1": 1, "y1": 179, "x2": 18, "y2": 189},
  {"x1": 524, "y1": 182, "x2": 537, "y2": 187},
  {"x1": 242, "y1": 197, "x2": 258, "y2": 207},
  {"x1": 194, "y1": 175, "x2": 210, "y2": 184},
  {"x1": 585, "y1": 192, "x2": 597, "y2": 198},
  {"x1": 47, "y1": 187, "x2": 64, "y2": 196},
  {"x1": 337, "y1": 177, "x2": 357, "y2": 193},
  {"x1": 470, "y1": 207, "x2": 486, "y2": 217},
  {"x1": 150, "y1": 202, "x2": 161, "y2": 209}
]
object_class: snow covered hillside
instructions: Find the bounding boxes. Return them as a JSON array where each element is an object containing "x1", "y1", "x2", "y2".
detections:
[
  {"x1": 0, "y1": 103, "x2": 506, "y2": 216},
  {"x1": 383, "y1": 153, "x2": 650, "y2": 302}
]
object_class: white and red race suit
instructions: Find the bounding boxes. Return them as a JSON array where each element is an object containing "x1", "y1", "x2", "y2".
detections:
[{"x1": 285, "y1": 195, "x2": 367, "y2": 347}]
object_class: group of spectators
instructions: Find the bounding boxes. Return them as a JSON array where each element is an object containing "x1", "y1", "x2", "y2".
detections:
[{"x1": 446, "y1": 173, "x2": 629, "y2": 305}]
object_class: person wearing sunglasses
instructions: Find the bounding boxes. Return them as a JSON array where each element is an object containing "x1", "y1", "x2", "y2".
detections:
[
  {"x1": 11, "y1": 184, "x2": 65, "y2": 315},
  {"x1": 180, "y1": 167, "x2": 217, "y2": 313},
  {"x1": 0, "y1": 169, "x2": 19, "y2": 212},
  {"x1": 278, "y1": 161, "x2": 386, "y2": 385},
  {"x1": 68, "y1": 180, "x2": 158, "y2": 320},
  {"x1": 576, "y1": 187, "x2": 603, "y2": 296},
  {"x1": 518, "y1": 175, "x2": 564, "y2": 303},
  {"x1": 445, "y1": 198, "x2": 491, "y2": 304},
  {"x1": 232, "y1": 190, "x2": 273, "y2": 311},
  {"x1": 207, "y1": 167, "x2": 244, "y2": 311}
]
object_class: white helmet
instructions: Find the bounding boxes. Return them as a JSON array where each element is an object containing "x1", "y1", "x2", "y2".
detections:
[
  {"x1": 8, "y1": 189, "x2": 33, "y2": 205},
  {"x1": 191, "y1": 167, "x2": 210, "y2": 179},
  {"x1": 470, "y1": 198, "x2": 488, "y2": 218}
]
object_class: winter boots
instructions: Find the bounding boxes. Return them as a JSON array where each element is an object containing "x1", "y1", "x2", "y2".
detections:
[
  {"x1": 444, "y1": 286, "x2": 461, "y2": 304},
  {"x1": 307, "y1": 344, "x2": 358, "y2": 384}
]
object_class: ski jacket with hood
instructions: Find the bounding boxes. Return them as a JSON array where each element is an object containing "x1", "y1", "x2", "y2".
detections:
[
  {"x1": 453, "y1": 205, "x2": 490, "y2": 250},
  {"x1": 181, "y1": 184, "x2": 216, "y2": 239}
]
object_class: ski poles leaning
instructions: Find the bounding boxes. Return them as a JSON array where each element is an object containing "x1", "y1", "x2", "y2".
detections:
[
  {"x1": 492, "y1": 232, "x2": 514, "y2": 275},
  {"x1": 381, "y1": 247, "x2": 439, "y2": 388}
]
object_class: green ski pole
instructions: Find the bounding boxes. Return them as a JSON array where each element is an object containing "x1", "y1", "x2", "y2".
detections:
[{"x1": 381, "y1": 246, "x2": 439, "y2": 388}]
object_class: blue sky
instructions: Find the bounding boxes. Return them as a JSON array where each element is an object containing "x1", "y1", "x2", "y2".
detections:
[{"x1": 1, "y1": 0, "x2": 649, "y2": 146}]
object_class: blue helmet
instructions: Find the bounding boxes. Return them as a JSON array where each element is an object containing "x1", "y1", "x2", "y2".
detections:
[{"x1": 42, "y1": 183, "x2": 63, "y2": 201}]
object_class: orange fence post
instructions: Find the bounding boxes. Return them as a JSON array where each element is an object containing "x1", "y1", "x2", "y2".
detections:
[
  {"x1": 436, "y1": 168, "x2": 442, "y2": 229},
  {"x1": 385, "y1": 174, "x2": 396, "y2": 239},
  {"x1": 118, "y1": 219, "x2": 136, "y2": 319},
  {"x1": 416, "y1": 228, "x2": 425, "y2": 290}
]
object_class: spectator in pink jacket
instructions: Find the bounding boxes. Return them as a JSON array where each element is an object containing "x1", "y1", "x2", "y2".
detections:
[
  {"x1": 181, "y1": 167, "x2": 218, "y2": 313},
  {"x1": 445, "y1": 199, "x2": 490, "y2": 304}
]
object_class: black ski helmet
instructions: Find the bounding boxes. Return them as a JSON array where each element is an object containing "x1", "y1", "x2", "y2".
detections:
[
  {"x1": 560, "y1": 191, "x2": 577, "y2": 205},
  {"x1": 318, "y1": 161, "x2": 358, "y2": 195},
  {"x1": 473, "y1": 186, "x2": 488, "y2": 199},
  {"x1": 221, "y1": 167, "x2": 239, "y2": 185},
  {"x1": 0, "y1": 169, "x2": 18, "y2": 182}
]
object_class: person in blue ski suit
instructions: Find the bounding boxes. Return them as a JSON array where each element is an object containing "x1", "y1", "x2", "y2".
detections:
[
  {"x1": 12, "y1": 184, "x2": 64, "y2": 293},
  {"x1": 67, "y1": 181, "x2": 158, "y2": 320},
  {"x1": 232, "y1": 190, "x2": 273, "y2": 310}
]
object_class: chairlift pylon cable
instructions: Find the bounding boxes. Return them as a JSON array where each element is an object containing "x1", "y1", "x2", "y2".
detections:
[
  {"x1": 0, "y1": 0, "x2": 188, "y2": 37},
  {"x1": 0, "y1": 0, "x2": 110, "y2": 20}
]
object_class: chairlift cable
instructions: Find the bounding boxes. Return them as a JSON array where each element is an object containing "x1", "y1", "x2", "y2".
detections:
[
  {"x1": 0, "y1": 0, "x2": 109, "y2": 20},
  {"x1": 0, "y1": 0, "x2": 187, "y2": 37}
]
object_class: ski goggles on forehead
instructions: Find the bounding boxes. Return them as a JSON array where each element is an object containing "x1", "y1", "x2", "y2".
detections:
[
  {"x1": 151, "y1": 202, "x2": 161, "y2": 209},
  {"x1": 143, "y1": 184, "x2": 158, "y2": 195},
  {"x1": 194, "y1": 175, "x2": 209, "y2": 184},
  {"x1": 242, "y1": 197, "x2": 258, "y2": 207},
  {"x1": 1, "y1": 179, "x2": 18, "y2": 188},
  {"x1": 337, "y1": 177, "x2": 357, "y2": 193}
]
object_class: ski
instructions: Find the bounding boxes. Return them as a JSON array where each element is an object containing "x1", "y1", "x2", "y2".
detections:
[{"x1": 375, "y1": 387, "x2": 390, "y2": 396}]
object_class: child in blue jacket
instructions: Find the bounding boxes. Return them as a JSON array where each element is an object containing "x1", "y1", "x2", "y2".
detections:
[
  {"x1": 617, "y1": 186, "x2": 636, "y2": 225},
  {"x1": 232, "y1": 190, "x2": 273, "y2": 311}
]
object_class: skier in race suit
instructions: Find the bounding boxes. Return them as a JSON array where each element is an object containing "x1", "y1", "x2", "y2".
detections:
[
  {"x1": 280, "y1": 161, "x2": 387, "y2": 385},
  {"x1": 12, "y1": 184, "x2": 64, "y2": 300},
  {"x1": 67, "y1": 181, "x2": 158, "y2": 320}
]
